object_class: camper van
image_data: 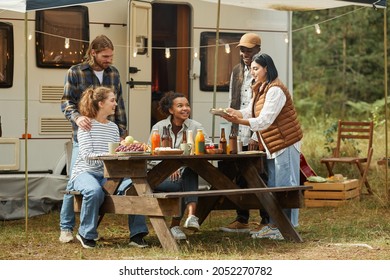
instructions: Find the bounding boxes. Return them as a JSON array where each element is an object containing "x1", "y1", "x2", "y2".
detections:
[{"x1": 0, "y1": 0, "x2": 291, "y2": 178}]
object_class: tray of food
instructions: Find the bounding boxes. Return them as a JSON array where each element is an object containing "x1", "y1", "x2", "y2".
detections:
[
  {"x1": 209, "y1": 108, "x2": 230, "y2": 117},
  {"x1": 154, "y1": 148, "x2": 184, "y2": 155}
]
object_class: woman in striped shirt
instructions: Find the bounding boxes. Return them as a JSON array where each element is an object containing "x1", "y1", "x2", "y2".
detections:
[{"x1": 69, "y1": 86, "x2": 120, "y2": 249}]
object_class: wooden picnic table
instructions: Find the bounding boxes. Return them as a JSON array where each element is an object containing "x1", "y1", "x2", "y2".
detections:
[{"x1": 81, "y1": 152, "x2": 310, "y2": 252}]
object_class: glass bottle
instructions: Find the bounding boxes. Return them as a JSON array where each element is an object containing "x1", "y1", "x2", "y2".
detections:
[
  {"x1": 229, "y1": 126, "x2": 237, "y2": 154},
  {"x1": 194, "y1": 128, "x2": 205, "y2": 155},
  {"x1": 167, "y1": 127, "x2": 173, "y2": 148},
  {"x1": 219, "y1": 128, "x2": 227, "y2": 154},
  {"x1": 182, "y1": 129, "x2": 187, "y2": 144},
  {"x1": 187, "y1": 129, "x2": 194, "y2": 154},
  {"x1": 161, "y1": 126, "x2": 169, "y2": 147},
  {"x1": 237, "y1": 135, "x2": 243, "y2": 153},
  {"x1": 151, "y1": 129, "x2": 160, "y2": 154}
]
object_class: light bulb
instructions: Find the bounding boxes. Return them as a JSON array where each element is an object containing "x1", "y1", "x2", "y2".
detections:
[
  {"x1": 315, "y1": 24, "x2": 321, "y2": 35},
  {"x1": 225, "y1": 44, "x2": 231, "y2": 54},
  {"x1": 64, "y1": 38, "x2": 70, "y2": 49},
  {"x1": 165, "y1": 48, "x2": 171, "y2": 59},
  {"x1": 194, "y1": 47, "x2": 198, "y2": 58}
]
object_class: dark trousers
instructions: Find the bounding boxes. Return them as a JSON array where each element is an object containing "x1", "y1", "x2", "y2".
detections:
[{"x1": 218, "y1": 145, "x2": 270, "y2": 225}]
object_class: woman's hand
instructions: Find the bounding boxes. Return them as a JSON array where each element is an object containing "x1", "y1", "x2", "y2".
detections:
[
  {"x1": 248, "y1": 139, "x2": 259, "y2": 151},
  {"x1": 223, "y1": 108, "x2": 240, "y2": 123},
  {"x1": 170, "y1": 170, "x2": 181, "y2": 182}
]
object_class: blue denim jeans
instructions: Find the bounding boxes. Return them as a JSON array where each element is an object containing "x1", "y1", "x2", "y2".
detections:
[
  {"x1": 69, "y1": 172, "x2": 106, "y2": 240},
  {"x1": 60, "y1": 142, "x2": 148, "y2": 238},
  {"x1": 266, "y1": 146, "x2": 300, "y2": 227},
  {"x1": 153, "y1": 167, "x2": 198, "y2": 221},
  {"x1": 59, "y1": 141, "x2": 79, "y2": 231},
  {"x1": 117, "y1": 179, "x2": 149, "y2": 238}
]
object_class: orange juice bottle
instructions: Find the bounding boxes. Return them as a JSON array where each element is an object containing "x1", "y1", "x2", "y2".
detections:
[
  {"x1": 151, "y1": 129, "x2": 160, "y2": 155},
  {"x1": 194, "y1": 128, "x2": 205, "y2": 155}
]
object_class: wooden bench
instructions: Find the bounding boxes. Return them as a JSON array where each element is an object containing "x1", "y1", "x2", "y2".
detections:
[{"x1": 67, "y1": 185, "x2": 312, "y2": 224}]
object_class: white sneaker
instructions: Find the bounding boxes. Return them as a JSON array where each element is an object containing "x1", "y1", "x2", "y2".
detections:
[
  {"x1": 59, "y1": 230, "x2": 74, "y2": 243},
  {"x1": 184, "y1": 215, "x2": 200, "y2": 231},
  {"x1": 251, "y1": 225, "x2": 284, "y2": 240},
  {"x1": 170, "y1": 226, "x2": 187, "y2": 240}
]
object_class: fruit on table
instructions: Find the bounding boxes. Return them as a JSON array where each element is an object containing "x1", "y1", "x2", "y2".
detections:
[
  {"x1": 115, "y1": 142, "x2": 148, "y2": 152},
  {"x1": 124, "y1": 135, "x2": 134, "y2": 145}
]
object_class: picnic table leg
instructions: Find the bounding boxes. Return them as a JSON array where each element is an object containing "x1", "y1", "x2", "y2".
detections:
[
  {"x1": 237, "y1": 158, "x2": 303, "y2": 242},
  {"x1": 132, "y1": 178, "x2": 179, "y2": 252},
  {"x1": 149, "y1": 217, "x2": 179, "y2": 252},
  {"x1": 196, "y1": 196, "x2": 222, "y2": 224}
]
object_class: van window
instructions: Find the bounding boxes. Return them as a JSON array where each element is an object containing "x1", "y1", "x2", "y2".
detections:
[
  {"x1": 35, "y1": 6, "x2": 89, "y2": 68},
  {"x1": 199, "y1": 32, "x2": 243, "y2": 92},
  {"x1": 0, "y1": 22, "x2": 13, "y2": 88}
]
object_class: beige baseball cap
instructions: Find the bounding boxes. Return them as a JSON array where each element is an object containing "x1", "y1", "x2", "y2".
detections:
[{"x1": 237, "y1": 33, "x2": 261, "y2": 48}]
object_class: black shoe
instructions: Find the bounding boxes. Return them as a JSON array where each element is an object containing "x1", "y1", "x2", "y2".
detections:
[
  {"x1": 129, "y1": 234, "x2": 149, "y2": 248},
  {"x1": 76, "y1": 233, "x2": 96, "y2": 249}
]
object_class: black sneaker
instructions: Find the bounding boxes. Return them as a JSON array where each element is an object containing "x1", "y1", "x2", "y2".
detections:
[
  {"x1": 129, "y1": 234, "x2": 149, "y2": 248},
  {"x1": 76, "y1": 233, "x2": 96, "y2": 249}
]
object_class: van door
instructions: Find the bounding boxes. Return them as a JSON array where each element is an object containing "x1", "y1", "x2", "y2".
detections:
[{"x1": 127, "y1": 0, "x2": 152, "y2": 142}]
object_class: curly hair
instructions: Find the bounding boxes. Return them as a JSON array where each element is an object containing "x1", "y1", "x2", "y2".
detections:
[{"x1": 158, "y1": 91, "x2": 186, "y2": 116}]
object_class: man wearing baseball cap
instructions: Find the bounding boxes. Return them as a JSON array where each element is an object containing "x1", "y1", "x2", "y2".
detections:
[{"x1": 219, "y1": 32, "x2": 270, "y2": 233}]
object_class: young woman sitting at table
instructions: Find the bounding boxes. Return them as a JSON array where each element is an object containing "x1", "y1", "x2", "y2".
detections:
[
  {"x1": 68, "y1": 86, "x2": 148, "y2": 249},
  {"x1": 149, "y1": 91, "x2": 212, "y2": 240}
]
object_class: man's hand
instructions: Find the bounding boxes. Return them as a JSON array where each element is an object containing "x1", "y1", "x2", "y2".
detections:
[{"x1": 76, "y1": 116, "x2": 92, "y2": 131}]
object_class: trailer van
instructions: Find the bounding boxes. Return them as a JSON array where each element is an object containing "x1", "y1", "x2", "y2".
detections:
[{"x1": 0, "y1": 0, "x2": 291, "y2": 217}]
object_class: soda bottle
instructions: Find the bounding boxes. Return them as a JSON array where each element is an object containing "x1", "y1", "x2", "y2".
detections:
[
  {"x1": 229, "y1": 126, "x2": 237, "y2": 154},
  {"x1": 151, "y1": 129, "x2": 160, "y2": 154},
  {"x1": 161, "y1": 126, "x2": 169, "y2": 147},
  {"x1": 194, "y1": 128, "x2": 205, "y2": 155},
  {"x1": 182, "y1": 129, "x2": 187, "y2": 144},
  {"x1": 219, "y1": 128, "x2": 227, "y2": 154}
]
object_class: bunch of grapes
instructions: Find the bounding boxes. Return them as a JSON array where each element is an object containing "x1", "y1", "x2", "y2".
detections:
[{"x1": 115, "y1": 143, "x2": 146, "y2": 152}]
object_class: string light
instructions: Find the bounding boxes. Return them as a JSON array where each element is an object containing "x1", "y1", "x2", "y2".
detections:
[
  {"x1": 314, "y1": 24, "x2": 321, "y2": 35},
  {"x1": 165, "y1": 48, "x2": 171, "y2": 59},
  {"x1": 31, "y1": 6, "x2": 367, "y2": 54},
  {"x1": 224, "y1": 44, "x2": 230, "y2": 54},
  {"x1": 28, "y1": 33, "x2": 32, "y2": 40},
  {"x1": 64, "y1": 38, "x2": 70, "y2": 49}
]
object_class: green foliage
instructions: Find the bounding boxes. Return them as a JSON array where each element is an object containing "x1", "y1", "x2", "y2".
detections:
[{"x1": 292, "y1": 7, "x2": 387, "y2": 109}]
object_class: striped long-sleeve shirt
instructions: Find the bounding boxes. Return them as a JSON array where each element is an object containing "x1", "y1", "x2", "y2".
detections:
[{"x1": 70, "y1": 119, "x2": 119, "y2": 183}]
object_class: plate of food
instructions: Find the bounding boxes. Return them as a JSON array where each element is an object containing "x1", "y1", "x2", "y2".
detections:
[
  {"x1": 209, "y1": 108, "x2": 230, "y2": 117},
  {"x1": 116, "y1": 151, "x2": 150, "y2": 156},
  {"x1": 154, "y1": 148, "x2": 184, "y2": 155}
]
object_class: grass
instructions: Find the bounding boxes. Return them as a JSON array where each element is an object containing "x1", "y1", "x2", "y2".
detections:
[
  {"x1": 1, "y1": 190, "x2": 390, "y2": 260},
  {"x1": 1, "y1": 121, "x2": 390, "y2": 260}
]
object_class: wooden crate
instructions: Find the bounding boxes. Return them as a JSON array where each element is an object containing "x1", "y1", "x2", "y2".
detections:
[{"x1": 304, "y1": 179, "x2": 360, "y2": 207}]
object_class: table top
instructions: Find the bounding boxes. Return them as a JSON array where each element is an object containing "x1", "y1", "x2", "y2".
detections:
[{"x1": 92, "y1": 151, "x2": 265, "y2": 161}]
